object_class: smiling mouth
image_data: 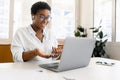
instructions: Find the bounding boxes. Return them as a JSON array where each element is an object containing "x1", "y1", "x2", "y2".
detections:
[{"x1": 42, "y1": 23, "x2": 46, "y2": 26}]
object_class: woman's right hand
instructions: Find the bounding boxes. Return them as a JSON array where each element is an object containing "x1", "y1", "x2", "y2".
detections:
[{"x1": 35, "y1": 48, "x2": 54, "y2": 58}]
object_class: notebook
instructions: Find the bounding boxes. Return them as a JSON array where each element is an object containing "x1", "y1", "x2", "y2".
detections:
[{"x1": 39, "y1": 37, "x2": 95, "y2": 72}]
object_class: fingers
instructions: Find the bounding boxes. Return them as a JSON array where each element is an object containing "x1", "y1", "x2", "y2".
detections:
[
  {"x1": 52, "y1": 47, "x2": 62, "y2": 53},
  {"x1": 35, "y1": 48, "x2": 60, "y2": 59},
  {"x1": 44, "y1": 54, "x2": 59, "y2": 58},
  {"x1": 51, "y1": 53, "x2": 59, "y2": 58},
  {"x1": 52, "y1": 47, "x2": 58, "y2": 53},
  {"x1": 35, "y1": 48, "x2": 52, "y2": 58}
]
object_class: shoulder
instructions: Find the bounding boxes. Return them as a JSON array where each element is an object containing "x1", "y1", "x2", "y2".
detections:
[
  {"x1": 15, "y1": 25, "x2": 31, "y2": 34},
  {"x1": 14, "y1": 25, "x2": 30, "y2": 37},
  {"x1": 17, "y1": 26, "x2": 29, "y2": 33}
]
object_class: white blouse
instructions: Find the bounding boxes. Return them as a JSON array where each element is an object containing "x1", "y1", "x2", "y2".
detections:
[{"x1": 11, "y1": 25, "x2": 58, "y2": 62}]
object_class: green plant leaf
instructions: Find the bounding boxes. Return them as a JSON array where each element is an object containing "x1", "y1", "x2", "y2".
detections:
[
  {"x1": 81, "y1": 34, "x2": 87, "y2": 37},
  {"x1": 97, "y1": 31, "x2": 103, "y2": 39},
  {"x1": 103, "y1": 39, "x2": 108, "y2": 45},
  {"x1": 89, "y1": 27, "x2": 95, "y2": 29},
  {"x1": 77, "y1": 27, "x2": 84, "y2": 32},
  {"x1": 103, "y1": 34, "x2": 107, "y2": 38},
  {"x1": 74, "y1": 31, "x2": 80, "y2": 37},
  {"x1": 93, "y1": 29, "x2": 99, "y2": 33},
  {"x1": 98, "y1": 26, "x2": 102, "y2": 29}
]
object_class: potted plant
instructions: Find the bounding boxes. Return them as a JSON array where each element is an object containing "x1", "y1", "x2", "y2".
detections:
[
  {"x1": 90, "y1": 26, "x2": 109, "y2": 58},
  {"x1": 74, "y1": 25, "x2": 87, "y2": 37},
  {"x1": 74, "y1": 25, "x2": 109, "y2": 58}
]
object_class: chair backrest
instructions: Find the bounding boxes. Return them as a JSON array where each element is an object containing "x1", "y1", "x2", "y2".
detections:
[
  {"x1": 105, "y1": 42, "x2": 120, "y2": 60},
  {"x1": 0, "y1": 44, "x2": 13, "y2": 63}
]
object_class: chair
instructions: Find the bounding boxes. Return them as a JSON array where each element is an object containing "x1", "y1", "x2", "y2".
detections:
[
  {"x1": 0, "y1": 44, "x2": 13, "y2": 63},
  {"x1": 105, "y1": 42, "x2": 120, "y2": 60}
]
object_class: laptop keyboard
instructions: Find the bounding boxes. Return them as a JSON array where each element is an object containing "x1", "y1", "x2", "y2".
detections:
[{"x1": 45, "y1": 62, "x2": 59, "y2": 69}]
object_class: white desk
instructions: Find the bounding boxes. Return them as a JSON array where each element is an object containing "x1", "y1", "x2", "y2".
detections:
[{"x1": 0, "y1": 58, "x2": 120, "y2": 80}]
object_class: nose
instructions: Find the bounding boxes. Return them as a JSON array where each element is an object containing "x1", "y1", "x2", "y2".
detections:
[{"x1": 42, "y1": 19, "x2": 49, "y2": 23}]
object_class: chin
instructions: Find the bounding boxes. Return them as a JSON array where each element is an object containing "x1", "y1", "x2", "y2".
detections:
[{"x1": 40, "y1": 26, "x2": 45, "y2": 30}]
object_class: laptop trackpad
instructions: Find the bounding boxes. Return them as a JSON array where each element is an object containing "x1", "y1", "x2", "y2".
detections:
[{"x1": 40, "y1": 62, "x2": 59, "y2": 69}]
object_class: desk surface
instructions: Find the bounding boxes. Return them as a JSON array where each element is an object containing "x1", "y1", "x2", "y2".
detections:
[{"x1": 0, "y1": 58, "x2": 120, "y2": 80}]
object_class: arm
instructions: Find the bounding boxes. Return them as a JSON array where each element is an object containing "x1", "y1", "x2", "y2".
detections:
[
  {"x1": 22, "y1": 49, "x2": 37, "y2": 62},
  {"x1": 22, "y1": 48, "x2": 55, "y2": 62}
]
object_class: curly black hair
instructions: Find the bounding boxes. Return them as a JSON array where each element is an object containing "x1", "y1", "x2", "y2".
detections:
[{"x1": 31, "y1": 1, "x2": 51, "y2": 15}]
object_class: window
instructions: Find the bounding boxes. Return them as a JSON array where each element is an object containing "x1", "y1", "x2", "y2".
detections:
[
  {"x1": 0, "y1": 0, "x2": 10, "y2": 39},
  {"x1": 94, "y1": 0, "x2": 112, "y2": 41},
  {"x1": 116, "y1": 0, "x2": 120, "y2": 41},
  {"x1": 51, "y1": 0, "x2": 75, "y2": 39},
  {"x1": 94, "y1": 0, "x2": 120, "y2": 42}
]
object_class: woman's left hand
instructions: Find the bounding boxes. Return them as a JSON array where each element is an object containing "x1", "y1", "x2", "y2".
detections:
[{"x1": 51, "y1": 47, "x2": 61, "y2": 58}]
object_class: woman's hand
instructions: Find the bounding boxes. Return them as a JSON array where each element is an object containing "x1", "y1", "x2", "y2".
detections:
[
  {"x1": 34, "y1": 47, "x2": 62, "y2": 59},
  {"x1": 51, "y1": 47, "x2": 62, "y2": 58},
  {"x1": 35, "y1": 48, "x2": 53, "y2": 58}
]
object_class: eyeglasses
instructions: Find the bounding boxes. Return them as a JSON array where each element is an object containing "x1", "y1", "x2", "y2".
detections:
[
  {"x1": 37, "y1": 14, "x2": 52, "y2": 21},
  {"x1": 96, "y1": 61, "x2": 115, "y2": 66}
]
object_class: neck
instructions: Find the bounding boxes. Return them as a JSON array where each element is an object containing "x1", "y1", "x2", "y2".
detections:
[{"x1": 31, "y1": 24, "x2": 43, "y2": 33}]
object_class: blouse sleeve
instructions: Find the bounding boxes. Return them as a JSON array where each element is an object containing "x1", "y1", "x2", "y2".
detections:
[{"x1": 11, "y1": 30, "x2": 24, "y2": 62}]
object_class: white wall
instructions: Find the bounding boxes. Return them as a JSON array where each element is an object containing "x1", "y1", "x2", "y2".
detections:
[{"x1": 79, "y1": 0, "x2": 93, "y2": 38}]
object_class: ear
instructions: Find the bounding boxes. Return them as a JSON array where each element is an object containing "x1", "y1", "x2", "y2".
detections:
[
  {"x1": 32, "y1": 16, "x2": 35, "y2": 20},
  {"x1": 31, "y1": 14, "x2": 35, "y2": 20}
]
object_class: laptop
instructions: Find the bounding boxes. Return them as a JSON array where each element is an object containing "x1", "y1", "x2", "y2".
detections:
[{"x1": 39, "y1": 37, "x2": 95, "y2": 72}]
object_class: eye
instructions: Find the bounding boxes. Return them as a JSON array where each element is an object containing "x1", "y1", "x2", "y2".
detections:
[
  {"x1": 38, "y1": 14, "x2": 52, "y2": 21},
  {"x1": 39, "y1": 15, "x2": 45, "y2": 19}
]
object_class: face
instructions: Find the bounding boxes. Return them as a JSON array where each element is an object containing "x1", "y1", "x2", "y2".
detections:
[{"x1": 32, "y1": 9, "x2": 51, "y2": 30}]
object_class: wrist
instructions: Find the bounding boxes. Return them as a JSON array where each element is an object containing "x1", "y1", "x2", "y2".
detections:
[
  {"x1": 33, "y1": 49, "x2": 38, "y2": 56},
  {"x1": 34, "y1": 48, "x2": 46, "y2": 58}
]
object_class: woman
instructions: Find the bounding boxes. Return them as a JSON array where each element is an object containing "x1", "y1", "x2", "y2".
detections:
[{"x1": 11, "y1": 1, "x2": 60, "y2": 62}]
